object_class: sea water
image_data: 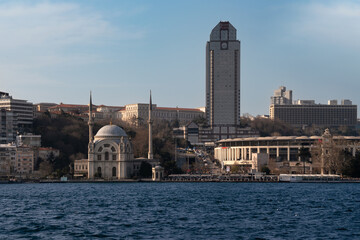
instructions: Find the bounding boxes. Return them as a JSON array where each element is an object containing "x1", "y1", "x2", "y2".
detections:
[{"x1": 0, "y1": 182, "x2": 359, "y2": 239}]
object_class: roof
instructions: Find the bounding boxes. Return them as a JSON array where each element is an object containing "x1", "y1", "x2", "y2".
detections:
[
  {"x1": 156, "y1": 107, "x2": 203, "y2": 112},
  {"x1": 217, "y1": 135, "x2": 360, "y2": 143},
  {"x1": 95, "y1": 125, "x2": 127, "y2": 138}
]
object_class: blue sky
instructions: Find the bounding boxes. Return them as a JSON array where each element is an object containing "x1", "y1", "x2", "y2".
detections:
[{"x1": 1, "y1": 0, "x2": 359, "y2": 116}]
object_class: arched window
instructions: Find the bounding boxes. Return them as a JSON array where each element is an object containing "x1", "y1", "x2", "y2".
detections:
[
  {"x1": 105, "y1": 152, "x2": 109, "y2": 160},
  {"x1": 98, "y1": 147, "x2": 103, "y2": 152},
  {"x1": 111, "y1": 146, "x2": 116, "y2": 152},
  {"x1": 112, "y1": 167, "x2": 116, "y2": 177}
]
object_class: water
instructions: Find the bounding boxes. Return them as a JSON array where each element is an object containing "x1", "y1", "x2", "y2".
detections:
[{"x1": 0, "y1": 183, "x2": 359, "y2": 239}]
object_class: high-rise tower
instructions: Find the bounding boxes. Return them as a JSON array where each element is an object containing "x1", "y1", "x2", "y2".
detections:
[{"x1": 206, "y1": 21, "x2": 240, "y2": 127}]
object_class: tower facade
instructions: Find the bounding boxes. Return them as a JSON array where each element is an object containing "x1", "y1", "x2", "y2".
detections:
[{"x1": 206, "y1": 21, "x2": 240, "y2": 127}]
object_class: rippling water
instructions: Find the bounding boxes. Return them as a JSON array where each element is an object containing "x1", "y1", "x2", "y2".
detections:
[{"x1": 0, "y1": 182, "x2": 359, "y2": 239}]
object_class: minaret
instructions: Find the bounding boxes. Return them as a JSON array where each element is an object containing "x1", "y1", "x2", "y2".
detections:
[
  {"x1": 88, "y1": 91, "x2": 94, "y2": 144},
  {"x1": 148, "y1": 91, "x2": 153, "y2": 159},
  {"x1": 88, "y1": 92, "x2": 95, "y2": 179}
]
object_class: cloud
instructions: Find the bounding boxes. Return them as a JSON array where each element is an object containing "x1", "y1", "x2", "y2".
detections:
[
  {"x1": 290, "y1": 1, "x2": 360, "y2": 48},
  {"x1": 0, "y1": 2, "x2": 144, "y2": 49}
]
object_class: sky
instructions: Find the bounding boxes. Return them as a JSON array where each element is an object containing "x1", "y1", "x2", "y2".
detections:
[{"x1": 0, "y1": 0, "x2": 359, "y2": 116}]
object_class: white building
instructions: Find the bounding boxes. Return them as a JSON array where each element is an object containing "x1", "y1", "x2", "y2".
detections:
[
  {"x1": 0, "y1": 91, "x2": 33, "y2": 132},
  {"x1": 74, "y1": 93, "x2": 159, "y2": 179},
  {"x1": 119, "y1": 103, "x2": 204, "y2": 125}
]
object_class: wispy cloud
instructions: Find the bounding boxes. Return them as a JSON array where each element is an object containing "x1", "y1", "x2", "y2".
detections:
[
  {"x1": 0, "y1": 2, "x2": 144, "y2": 49},
  {"x1": 0, "y1": 1, "x2": 147, "y2": 101},
  {"x1": 290, "y1": 1, "x2": 360, "y2": 48}
]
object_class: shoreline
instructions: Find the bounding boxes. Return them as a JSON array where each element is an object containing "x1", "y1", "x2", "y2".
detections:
[{"x1": 1, "y1": 179, "x2": 360, "y2": 184}]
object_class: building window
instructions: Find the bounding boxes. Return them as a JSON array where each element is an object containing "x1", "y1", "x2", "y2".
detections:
[
  {"x1": 112, "y1": 167, "x2": 116, "y2": 177},
  {"x1": 112, "y1": 154, "x2": 116, "y2": 160},
  {"x1": 105, "y1": 152, "x2": 109, "y2": 160},
  {"x1": 97, "y1": 155, "x2": 101, "y2": 161}
]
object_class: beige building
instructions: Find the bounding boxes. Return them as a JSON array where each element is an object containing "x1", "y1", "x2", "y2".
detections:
[
  {"x1": 0, "y1": 144, "x2": 34, "y2": 176},
  {"x1": 15, "y1": 147, "x2": 34, "y2": 175},
  {"x1": 119, "y1": 103, "x2": 205, "y2": 125}
]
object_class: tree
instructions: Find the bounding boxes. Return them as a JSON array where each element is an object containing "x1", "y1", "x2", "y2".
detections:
[
  {"x1": 139, "y1": 161, "x2": 152, "y2": 178},
  {"x1": 298, "y1": 147, "x2": 311, "y2": 174}
]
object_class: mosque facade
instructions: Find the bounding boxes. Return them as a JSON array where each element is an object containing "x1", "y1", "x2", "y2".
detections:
[{"x1": 74, "y1": 93, "x2": 159, "y2": 179}]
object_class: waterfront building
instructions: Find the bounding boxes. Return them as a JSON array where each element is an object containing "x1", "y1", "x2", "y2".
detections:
[
  {"x1": 0, "y1": 109, "x2": 17, "y2": 144},
  {"x1": 74, "y1": 93, "x2": 159, "y2": 179},
  {"x1": 0, "y1": 144, "x2": 35, "y2": 176},
  {"x1": 0, "y1": 91, "x2": 33, "y2": 133},
  {"x1": 215, "y1": 129, "x2": 360, "y2": 173},
  {"x1": 15, "y1": 147, "x2": 34, "y2": 175},
  {"x1": 269, "y1": 87, "x2": 357, "y2": 128}
]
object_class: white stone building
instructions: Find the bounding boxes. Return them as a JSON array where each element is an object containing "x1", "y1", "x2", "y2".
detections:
[
  {"x1": 118, "y1": 103, "x2": 204, "y2": 125},
  {"x1": 74, "y1": 93, "x2": 159, "y2": 179}
]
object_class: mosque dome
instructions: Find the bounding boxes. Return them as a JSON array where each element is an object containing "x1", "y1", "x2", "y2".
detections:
[{"x1": 95, "y1": 125, "x2": 127, "y2": 139}]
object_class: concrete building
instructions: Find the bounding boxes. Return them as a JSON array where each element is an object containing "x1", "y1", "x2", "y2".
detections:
[
  {"x1": 269, "y1": 87, "x2": 357, "y2": 128},
  {"x1": 270, "y1": 102, "x2": 357, "y2": 127},
  {"x1": 206, "y1": 21, "x2": 240, "y2": 127},
  {"x1": 0, "y1": 109, "x2": 18, "y2": 144},
  {"x1": 202, "y1": 21, "x2": 258, "y2": 143},
  {"x1": 0, "y1": 91, "x2": 33, "y2": 132},
  {"x1": 271, "y1": 86, "x2": 292, "y2": 105}
]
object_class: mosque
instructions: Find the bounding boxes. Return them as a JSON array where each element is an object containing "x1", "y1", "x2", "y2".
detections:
[{"x1": 74, "y1": 93, "x2": 160, "y2": 179}]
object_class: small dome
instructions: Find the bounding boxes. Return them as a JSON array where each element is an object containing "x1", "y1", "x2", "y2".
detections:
[{"x1": 95, "y1": 125, "x2": 127, "y2": 138}]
